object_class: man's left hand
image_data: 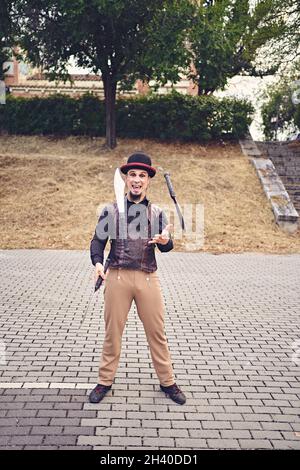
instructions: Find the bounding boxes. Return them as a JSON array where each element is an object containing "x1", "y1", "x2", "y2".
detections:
[{"x1": 148, "y1": 224, "x2": 173, "y2": 246}]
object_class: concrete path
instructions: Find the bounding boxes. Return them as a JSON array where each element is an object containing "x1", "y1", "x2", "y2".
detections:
[{"x1": 0, "y1": 250, "x2": 299, "y2": 450}]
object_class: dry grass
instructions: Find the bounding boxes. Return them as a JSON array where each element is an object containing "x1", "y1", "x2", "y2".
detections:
[{"x1": 0, "y1": 134, "x2": 299, "y2": 253}]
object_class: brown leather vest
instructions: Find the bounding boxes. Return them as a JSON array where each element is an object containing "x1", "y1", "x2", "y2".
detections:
[{"x1": 108, "y1": 199, "x2": 161, "y2": 273}]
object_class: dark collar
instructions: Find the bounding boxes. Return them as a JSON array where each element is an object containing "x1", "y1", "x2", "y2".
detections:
[{"x1": 126, "y1": 194, "x2": 149, "y2": 206}]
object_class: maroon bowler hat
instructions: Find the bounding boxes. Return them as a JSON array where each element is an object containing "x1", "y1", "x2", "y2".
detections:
[{"x1": 120, "y1": 153, "x2": 156, "y2": 178}]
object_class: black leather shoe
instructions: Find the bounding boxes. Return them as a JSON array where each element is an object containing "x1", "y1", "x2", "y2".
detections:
[
  {"x1": 89, "y1": 384, "x2": 112, "y2": 403},
  {"x1": 160, "y1": 383, "x2": 186, "y2": 405}
]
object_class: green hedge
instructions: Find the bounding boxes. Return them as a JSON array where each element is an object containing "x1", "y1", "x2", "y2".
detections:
[{"x1": 0, "y1": 91, "x2": 253, "y2": 141}]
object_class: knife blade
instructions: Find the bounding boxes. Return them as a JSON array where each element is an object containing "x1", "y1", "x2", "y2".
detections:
[{"x1": 114, "y1": 167, "x2": 125, "y2": 214}]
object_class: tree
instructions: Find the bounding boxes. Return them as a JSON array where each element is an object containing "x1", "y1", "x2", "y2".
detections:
[
  {"x1": 187, "y1": 0, "x2": 285, "y2": 95},
  {"x1": 0, "y1": 1, "x2": 16, "y2": 80},
  {"x1": 260, "y1": 60, "x2": 300, "y2": 140},
  {"x1": 259, "y1": 0, "x2": 300, "y2": 67},
  {"x1": 13, "y1": 0, "x2": 194, "y2": 148}
]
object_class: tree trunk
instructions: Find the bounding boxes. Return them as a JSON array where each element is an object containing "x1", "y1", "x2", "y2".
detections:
[{"x1": 103, "y1": 74, "x2": 117, "y2": 149}]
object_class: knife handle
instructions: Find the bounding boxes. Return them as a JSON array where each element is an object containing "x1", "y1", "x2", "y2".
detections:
[
  {"x1": 94, "y1": 257, "x2": 110, "y2": 292},
  {"x1": 164, "y1": 173, "x2": 176, "y2": 198}
]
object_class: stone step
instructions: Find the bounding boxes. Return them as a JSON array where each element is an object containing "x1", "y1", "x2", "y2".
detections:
[
  {"x1": 275, "y1": 172, "x2": 300, "y2": 178},
  {"x1": 270, "y1": 151, "x2": 296, "y2": 157},
  {"x1": 271, "y1": 156, "x2": 300, "y2": 163},
  {"x1": 283, "y1": 185, "x2": 300, "y2": 192},
  {"x1": 288, "y1": 194, "x2": 300, "y2": 200},
  {"x1": 239, "y1": 139, "x2": 262, "y2": 157},
  {"x1": 281, "y1": 177, "x2": 300, "y2": 184},
  {"x1": 278, "y1": 177, "x2": 300, "y2": 181},
  {"x1": 255, "y1": 141, "x2": 300, "y2": 159},
  {"x1": 271, "y1": 161, "x2": 300, "y2": 168},
  {"x1": 245, "y1": 139, "x2": 300, "y2": 230},
  {"x1": 283, "y1": 182, "x2": 300, "y2": 189},
  {"x1": 284, "y1": 182, "x2": 300, "y2": 188}
]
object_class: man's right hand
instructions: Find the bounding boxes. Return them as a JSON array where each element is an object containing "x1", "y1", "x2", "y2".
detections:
[{"x1": 95, "y1": 262, "x2": 107, "y2": 284}]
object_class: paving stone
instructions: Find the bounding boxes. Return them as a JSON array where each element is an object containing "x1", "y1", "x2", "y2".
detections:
[
  {"x1": 111, "y1": 436, "x2": 142, "y2": 447},
  {"x1": 43, "y1": 436, "x2": 78, "y2": 446},
  {"x1": 9, "y1": 435, "x2": 44, "y2": 446},
  {"x1": 207, "y1": 439, "x2": 240, "y2": 449},
  {"x1": 239, "y1": 439, "x2": 273, "y2": 449},
  {"x1": 0, "y1": 250, "x2": 300, "y2": 450}
]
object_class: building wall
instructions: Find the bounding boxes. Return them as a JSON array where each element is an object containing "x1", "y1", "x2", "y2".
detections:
[{"x1": 4, "y1": 57, "x2": 198, "y2": 98}]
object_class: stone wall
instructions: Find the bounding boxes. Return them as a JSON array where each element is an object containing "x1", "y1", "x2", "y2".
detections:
[
  {"x1": 256, "y1": 141, "x2": 300, "y2": 214},
  {"x1": 239, "y1": 136, "x2": 299, "y2": 233}
]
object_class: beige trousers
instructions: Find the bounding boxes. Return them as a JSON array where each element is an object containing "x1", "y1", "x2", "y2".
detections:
[{"x1": 98, "y1": 267, "x2": 175, "y2": 387}]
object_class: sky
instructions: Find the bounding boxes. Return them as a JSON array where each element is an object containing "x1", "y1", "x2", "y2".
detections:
[{"x1": 215, "y1": 75, "x2": 277, "y2": 141}]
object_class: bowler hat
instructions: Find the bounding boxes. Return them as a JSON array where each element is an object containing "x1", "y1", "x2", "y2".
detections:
[{"x1": 120, "y1": 153, "x2": 156, "y2": 178}]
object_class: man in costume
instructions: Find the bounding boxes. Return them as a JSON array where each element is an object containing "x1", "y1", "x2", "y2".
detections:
[{"x1": 89, "y1": 153, "x2": 186, "y2": 405}]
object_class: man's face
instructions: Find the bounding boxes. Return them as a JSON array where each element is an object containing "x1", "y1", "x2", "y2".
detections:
[{"x1": 126, "y1": 168, "x2": 150, "y2": 201}]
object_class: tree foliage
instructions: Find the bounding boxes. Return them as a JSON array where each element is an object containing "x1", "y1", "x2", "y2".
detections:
[
  {"x1": 258, "y1": 0, "x2": 300, "y2": 67},
  {"x1": 188, "y1": 0, "x2": 285, "y2": 95},
  {"x1": 12, "y1": 0, "x2": 194, "y2": 147},
  {"x1": 2, "y1": 0, "x2": 296, "y2": 145},
  {"x1": 260, "y1": 61, "x2": 300, "y2": 140}
]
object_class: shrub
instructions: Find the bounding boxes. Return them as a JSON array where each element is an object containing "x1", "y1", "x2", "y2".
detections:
[{"x1": 0, "y1": 90, "x2": 253, "y2": 141}]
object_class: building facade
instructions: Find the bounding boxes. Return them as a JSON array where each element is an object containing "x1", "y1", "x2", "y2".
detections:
[{"x1": 3, "y1": 55, "x2": 198, "y2": 99}]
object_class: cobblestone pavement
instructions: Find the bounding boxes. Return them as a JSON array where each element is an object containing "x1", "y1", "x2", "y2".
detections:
[{"x1": 0, "y1": 249, "x2": 299, "y2": 450}]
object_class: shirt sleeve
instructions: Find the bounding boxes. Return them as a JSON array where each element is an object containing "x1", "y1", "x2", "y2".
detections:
[
  {"x1": 90, "y1": 206, "x2": 110, "y2": 266},
  {"x1": 156, "y1": 209, "x2": 174, "y2": 253}
]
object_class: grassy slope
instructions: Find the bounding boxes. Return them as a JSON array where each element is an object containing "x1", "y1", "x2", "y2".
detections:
[{"x1": 0, "y1": 135, "x2": 299, "y2": 253}]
